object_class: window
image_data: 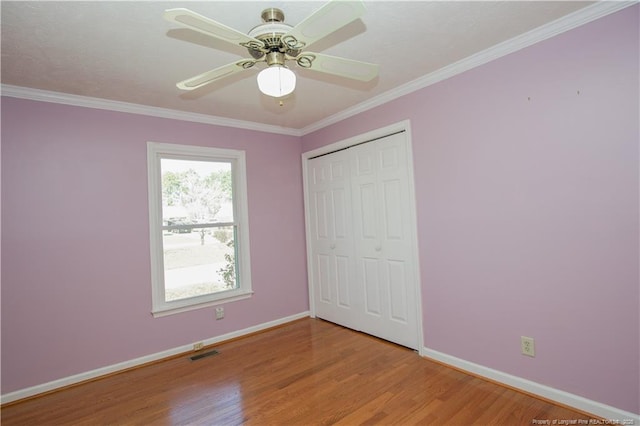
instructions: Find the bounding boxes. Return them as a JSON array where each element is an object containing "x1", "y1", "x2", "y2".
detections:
[{"x1": 147, "y1": 142, "x2": 252, "y2": 317}]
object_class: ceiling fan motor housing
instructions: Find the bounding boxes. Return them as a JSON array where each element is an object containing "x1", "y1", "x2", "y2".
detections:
[{"x1": 247, "y1": 8, "x2": 300, "y2": 59}]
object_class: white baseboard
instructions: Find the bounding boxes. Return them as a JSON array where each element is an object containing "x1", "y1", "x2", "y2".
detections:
[
  {"x1": 423, "y1": 347, "x2": 640, "y2": 423},
  {"x1": 1, "y1": 311, "x2": 310, "y2": 405}
]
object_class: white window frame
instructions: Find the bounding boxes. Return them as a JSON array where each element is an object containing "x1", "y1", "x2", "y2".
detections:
[{"x1": 147, "y1": 142, "x2": 253, "y2": 317}]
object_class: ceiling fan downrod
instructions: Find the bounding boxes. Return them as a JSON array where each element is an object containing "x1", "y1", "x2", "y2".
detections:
[{"x1": 261, "y1": 8, "x2": 285, "y2": 23}]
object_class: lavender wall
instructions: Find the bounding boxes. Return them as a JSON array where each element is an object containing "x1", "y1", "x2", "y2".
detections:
[
  {"x1": 2, "y1": 4, "x2": 638, "y2": 416},
  {"x1": 303, "y1": 6, "x2": 639, "y2": 415},
  {"x1": 1, "y1": 99, "x2": 309, "y2": 394}
]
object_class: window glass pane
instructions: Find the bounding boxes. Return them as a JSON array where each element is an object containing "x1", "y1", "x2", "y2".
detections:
[
  {"x1": 161, "y1": 158, "x2": 234, "y2": 225},
  {"x1": 163, "y1": 226, "x2": 237, "y2": 302}
]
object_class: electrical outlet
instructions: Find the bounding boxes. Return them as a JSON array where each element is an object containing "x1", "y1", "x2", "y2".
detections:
[
  {"x1": 215, "y1": 307, "x2": 224, "y2": 320},
  {"x1": 193, "y1": 342, "x2": 204, "y2": 351},
  {"x1": 521, "y1": 336, "x2": 535, "y2": 357}
]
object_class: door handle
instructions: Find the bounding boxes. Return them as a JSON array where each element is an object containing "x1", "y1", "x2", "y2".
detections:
[
  {"x1": 375, "y1": 245, "x2": 382, "y2": 252},
  {"x1": 330, "y1": 243, "x2": 336, "y2": 250}
]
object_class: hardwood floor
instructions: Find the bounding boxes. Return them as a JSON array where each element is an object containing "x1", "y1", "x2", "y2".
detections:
[{"x1": 2, "y1": 318, "x2": 597, "y2": 425}]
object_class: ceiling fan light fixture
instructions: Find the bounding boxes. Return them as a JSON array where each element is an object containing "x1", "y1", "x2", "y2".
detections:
[
  {"x1": 165, "y1": 2, "x2": 378, "y2": 97},
  {"x1": 257, "y1": 65, "x2": 296, "y2": 98}
]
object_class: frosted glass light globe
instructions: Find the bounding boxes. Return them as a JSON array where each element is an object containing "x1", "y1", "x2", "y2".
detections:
[{"x1": 257, "y1": 66, "x2": 296, "y2": 98}]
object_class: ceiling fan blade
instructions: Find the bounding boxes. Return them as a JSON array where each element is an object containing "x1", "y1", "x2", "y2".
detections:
[
  {"x1": 298, "y1": 52, "x2": 378, "y2": 82},
  {"x1": 164, "y1": 8, "x2": 264, "y2": 50},
  {"x1": 281, "y1": 0, "x2": 366, "y2": 50},
  {"x1": 176, "y1": 61, "x2": 253, "y2": 90}
]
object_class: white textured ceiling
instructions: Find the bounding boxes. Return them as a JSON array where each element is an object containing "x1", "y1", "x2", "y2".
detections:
[{"x1": 2, "y1": 1, "x2": 597, "y2": 131}]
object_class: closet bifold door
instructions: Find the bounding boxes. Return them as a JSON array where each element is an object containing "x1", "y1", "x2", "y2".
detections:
[
  {"x1": 307, "y1": 130, "x2": 419, "y2": 350},
  {"x1": 307, "y1": 151, "x2": 360, "y2": 332},
  {"x1": 349, "y1": 132, "x2": 418, "y2": 349}
]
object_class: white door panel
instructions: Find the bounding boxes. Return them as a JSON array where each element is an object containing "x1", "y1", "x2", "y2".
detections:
[
  {"x1": 336, "y1": 255, "x2": 352, "y2": 308},
  {"x1": 382, "y1": 179, "x2": 403, "y2": 240},
  {"x1": 388, "y1": 259, "x2": 409, "y2": 322},
  {"x1": 362, "y1": 258, "x2": 382, "y2": 316},
  {"x1": 313, "y1": 191, "x2": 329, "y2": 240},
  {"x1": 317, "y1": 254, "x2": 331, "y2": 303}
]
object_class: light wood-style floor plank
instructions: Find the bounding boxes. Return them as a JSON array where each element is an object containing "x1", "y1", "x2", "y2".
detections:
[{"x1": 1, "y1": 318, "x2": 598, "y2": 425}]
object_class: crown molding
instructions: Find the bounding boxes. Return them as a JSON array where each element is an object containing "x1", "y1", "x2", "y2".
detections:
[
  {"x1": 1, "y1": 1, "x2": 635, "y2": 138},
  {"x1": 0, "y1": 84, "x2": 303, "y2": 137},
  {"x1": 299, "y1": 0, "x2": 637, "y2": 136}
]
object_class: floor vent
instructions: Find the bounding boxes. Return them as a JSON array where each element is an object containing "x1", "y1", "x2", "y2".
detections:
[{"x1": 190, "y1": 350, "x2": 220, "y2": 361}]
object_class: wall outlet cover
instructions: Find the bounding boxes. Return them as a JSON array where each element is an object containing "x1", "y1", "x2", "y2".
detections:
[{"x1": 521, "y1": 336, "x2": 535, "y2": 357}]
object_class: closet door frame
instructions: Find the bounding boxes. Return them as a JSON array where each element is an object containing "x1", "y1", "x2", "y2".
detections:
[{"x1": 301, "y1": 120, "x2": 424, "y2": 355}]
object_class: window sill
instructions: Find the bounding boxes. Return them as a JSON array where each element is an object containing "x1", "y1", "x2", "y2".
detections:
[{"x1": 151, "y1": 290, "x2": 254, "y2": 318}]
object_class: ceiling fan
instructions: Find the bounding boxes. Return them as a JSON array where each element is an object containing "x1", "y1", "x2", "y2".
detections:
[{"x1": 164, "y1": 0, "x2": 379, "y2": 98}]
